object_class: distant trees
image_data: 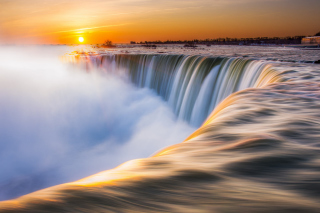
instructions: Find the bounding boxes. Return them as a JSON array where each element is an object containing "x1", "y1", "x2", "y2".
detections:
[
  {"x1": 138, "y1": 36, "x2": 305, "y2": 46},
  {"x1": 101, "y1": 40, "x2": 116, "y2": 48},
  {"x1": 104, "y1": 40, "x2": 114, "y2": 46},
  {"x1": 315, "y1": 32, "x2": 320, "y2": 36}
]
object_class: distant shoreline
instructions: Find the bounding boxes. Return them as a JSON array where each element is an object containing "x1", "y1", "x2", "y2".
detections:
[{"x1": 131, "y1": 36, "x2": 305, "y2": 46}]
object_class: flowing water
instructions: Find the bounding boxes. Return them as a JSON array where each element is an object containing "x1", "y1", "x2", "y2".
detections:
[
  {"x1": 83, "y1": 54, "x2": 282, "y2": 126},
  {"x1": 0, "y1": 46, "x2": 320, "y2": 212}
]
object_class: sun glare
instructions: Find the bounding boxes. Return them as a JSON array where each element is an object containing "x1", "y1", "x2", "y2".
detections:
[{"x1": 79, "y1": 37, "x2": 84, "y2": 43}]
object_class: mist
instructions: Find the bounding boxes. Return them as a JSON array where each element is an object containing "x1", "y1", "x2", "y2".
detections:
[{"x1": 0, "y1": 46, "x2": 195, "y2": 200}]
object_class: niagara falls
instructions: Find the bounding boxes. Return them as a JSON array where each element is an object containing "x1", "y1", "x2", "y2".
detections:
[{"x1": 1, "y1": 0, "x2": 320, "y2": 212}]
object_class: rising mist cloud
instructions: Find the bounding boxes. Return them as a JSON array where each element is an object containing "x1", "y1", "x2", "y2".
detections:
[{"x1": 0, "y1": 46, "x2": 195, "y2": 200}]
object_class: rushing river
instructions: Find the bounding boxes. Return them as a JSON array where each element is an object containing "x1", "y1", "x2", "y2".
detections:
[{"x1": 0, "y1": 45, "x2": 320, "y2": 212}]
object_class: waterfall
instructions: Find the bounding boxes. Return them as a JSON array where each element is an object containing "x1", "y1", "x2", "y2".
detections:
[
  {"x1": 3, "y1": 49, "x2": 320, "y2": 213},
  {"x1": 84, "y1": 54, "x2": 282, "y2": 126}
]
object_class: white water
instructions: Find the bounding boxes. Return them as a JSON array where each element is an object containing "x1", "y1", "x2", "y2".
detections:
[
  {"x1": 84, "y1": 54, "x2": 282, "y2": 126},
  {"x1": 1, "y1": 46, "x2": 320, "y2": 212},
  {"x1": 0, "y1": 46, "x2": 195, "y2": 200}
]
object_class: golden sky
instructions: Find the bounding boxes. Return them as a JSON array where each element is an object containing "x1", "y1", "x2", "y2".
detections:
[{"x1": 0, "y1": 0, "x2": 319, "y2": 44}]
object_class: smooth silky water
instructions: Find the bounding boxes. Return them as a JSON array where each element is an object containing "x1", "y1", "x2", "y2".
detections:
[{"x1": 1, "y1": 45, "x2": 320, "y2": 212}]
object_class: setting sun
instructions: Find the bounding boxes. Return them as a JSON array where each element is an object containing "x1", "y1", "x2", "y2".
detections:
[{"x1": 79, "y1": 37, "x2": 84, "y2": 43}]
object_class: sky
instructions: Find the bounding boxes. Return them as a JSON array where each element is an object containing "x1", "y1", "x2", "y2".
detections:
[{"x1": 0, "y1": 0, "x2": 319, "y2": 44}]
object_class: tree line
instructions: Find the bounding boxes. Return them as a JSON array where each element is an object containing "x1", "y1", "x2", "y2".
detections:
[{"x1": 135, "y1": 36, "x2": 308, "y2": 46}]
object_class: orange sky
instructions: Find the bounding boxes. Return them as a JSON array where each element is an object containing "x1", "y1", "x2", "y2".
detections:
[{"x1": 0, "y1": 0, "x2": 319, "y2": 44}]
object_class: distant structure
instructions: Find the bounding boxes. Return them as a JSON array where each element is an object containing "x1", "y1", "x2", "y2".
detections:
[
  {"x1": 130, "y1": 41, "x2": 136, "y2": 44},
  {"x1": 301, "y1": 36, "x2": 320, "y2": 45}
]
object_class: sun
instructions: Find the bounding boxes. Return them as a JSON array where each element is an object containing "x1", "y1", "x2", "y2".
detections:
[{"x1": 79, "y1": 37, "x2": 84, "y2": 43}]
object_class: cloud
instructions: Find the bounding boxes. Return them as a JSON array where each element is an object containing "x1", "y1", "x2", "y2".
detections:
[{"x1": 53, "y1": 24, "x2": 130, "y2": 34}]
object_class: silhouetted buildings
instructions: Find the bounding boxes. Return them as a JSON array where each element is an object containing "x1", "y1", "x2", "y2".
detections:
[{"x1": 302, "y1": 36, "x2": 320, "y2": 45}]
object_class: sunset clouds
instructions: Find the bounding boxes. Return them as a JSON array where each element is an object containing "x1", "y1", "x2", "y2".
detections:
[{"x1": 0, "y1": 0, "x2": 319, "y2": 44}]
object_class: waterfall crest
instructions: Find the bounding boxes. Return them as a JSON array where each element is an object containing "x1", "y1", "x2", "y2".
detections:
[{"x1": 89, "y1": 54, "x2": 282, "y2": 126}]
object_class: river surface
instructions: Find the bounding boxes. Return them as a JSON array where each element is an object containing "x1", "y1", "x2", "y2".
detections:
[{"x1": 0, "y1": 45, "x2": 320, "y2": 212}]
